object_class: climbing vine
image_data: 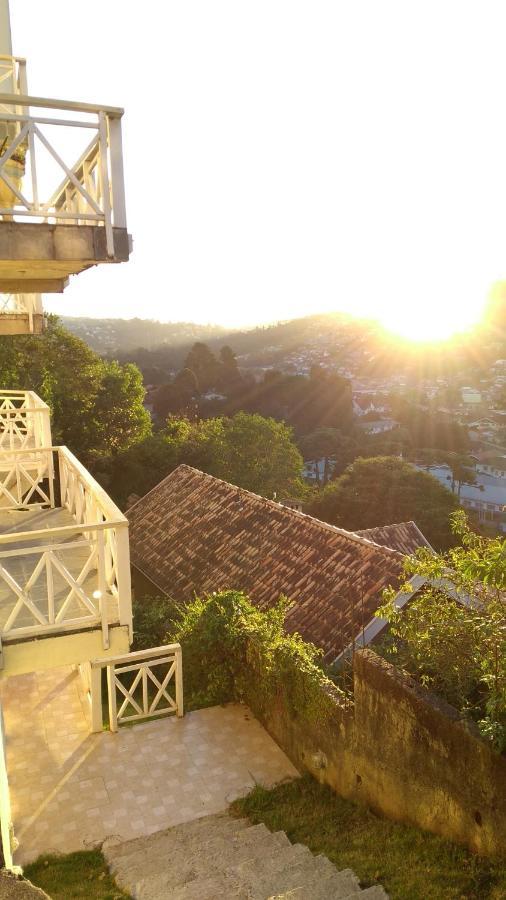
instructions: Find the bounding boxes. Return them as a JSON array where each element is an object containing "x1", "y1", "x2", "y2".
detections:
[{"x1": 167, "y1": 590, "x2": 349, "y2": 720}]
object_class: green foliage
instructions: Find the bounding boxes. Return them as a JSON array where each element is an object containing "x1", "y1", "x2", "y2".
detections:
[
  {"x1": 132, "y1": 594, "x2": 181, "y2": 651},
  {"x1": 0, "y1": 317, "x2": 151, "y2": 468},
  {"x1": 111, "y1": 411, "x2": 305, "y2": 507},
  {"x1": 108, "y1": 433, "x2": 180, "y2": 506},
  {"x1": 232, "y1": 777, "x2": 506, "y2": 900},
  {"x1": 168, "y1": 590, "x2": 346, "y2": 717},
  {"x1": 308, "y1": 455, "x2": 460, "y2": 550},
  {"x1": 378, "y1": 511, "x2": 506, "y2": 751}
]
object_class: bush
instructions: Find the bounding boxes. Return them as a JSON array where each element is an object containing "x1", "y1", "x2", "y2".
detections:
[
  {"x1": 377, "y1": 511, "x2": 506, "y2": 752},
  {"x1": 132, "y1": 594, "x2": 181, "y2": 651},
  {"x1": 168, "y1": 590, "x2": 348, "y2": 715}
]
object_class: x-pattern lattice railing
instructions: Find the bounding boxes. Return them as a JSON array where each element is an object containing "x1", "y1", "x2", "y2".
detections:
[
  {"x1": 0, "y1": 449, "x2": 53, "y2": 509},
  {"x1": 0, "y1": 93, "x2": 126, "y2": 257},
  {"x1": 0, "y1": 55, "x2": 27, "y2": 115},
  {"x1": 0, "y1": 390, "x2": 50, "y2": 452},
  {"x1": 92, "y1": 645, "x2": 184, "y2": 731},
  {"x1": 0, "y1": 445, "x2": 132, "y2": 645},
  {"x1": 0, "y1": 295, "x2": 43, "y2": 332},
  {"x1": 0, "y1": 538, "x2": 101, "y2": 635}
]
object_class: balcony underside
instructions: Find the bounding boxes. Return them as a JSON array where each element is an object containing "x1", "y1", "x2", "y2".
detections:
[
  {"x1": 0, "y1": 221, "x2": 130, "y2": 292},
  {"x1": 0, "y1": 507, "x2": 120, "y2": 635}
]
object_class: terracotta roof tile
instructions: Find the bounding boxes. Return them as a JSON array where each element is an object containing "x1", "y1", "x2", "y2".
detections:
[
  {"x1": 128, "y1": 465, "x2": 406, "y2": 662},
  {"x1": 356, "y1": 522, "x2": 433, "y2": 554}
]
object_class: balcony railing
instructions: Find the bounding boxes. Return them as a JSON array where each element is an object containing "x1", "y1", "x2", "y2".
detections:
[
  {"x1": 0, "y1": 445, "x2": 131, "y2": 647},
  {"x1": 90, "y1": 644, "x2": 184, "y2": 732},
  {"x1": 0, "y1": 55, "x2": 27, "y2": 115},
  {"x1": 0, "y1": 389, "x2": 51, "y2": 452},
  {"x1": 0, "y1": 295, "x2": 43, "y2": 333},
  {"x1": 0, "y1": 92, "x2": 127, "y2": 257}
]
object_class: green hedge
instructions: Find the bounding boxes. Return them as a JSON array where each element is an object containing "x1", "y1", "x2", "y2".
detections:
[{"x1": 168, "y1": 590, "x2": 349, "y2": 718}]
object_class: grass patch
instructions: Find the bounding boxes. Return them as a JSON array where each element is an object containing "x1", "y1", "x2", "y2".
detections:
[
  {"x1": 24, "y1": 850, "x2": 131, "y2": 900},
  {"x1": 231, "y1": 776, "x2": 506, "y2": 900}
]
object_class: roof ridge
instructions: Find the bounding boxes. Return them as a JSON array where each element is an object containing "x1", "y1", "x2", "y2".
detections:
[{"x1": 136, "y1": 464, "x2": 405, "y2": 561}]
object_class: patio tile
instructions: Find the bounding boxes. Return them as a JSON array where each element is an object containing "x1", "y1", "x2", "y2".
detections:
[{"x1": 0, "y1": 665, "x2": 298, "y2": 865}]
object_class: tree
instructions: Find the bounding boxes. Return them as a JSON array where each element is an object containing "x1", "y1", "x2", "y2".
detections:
[
  {"x1": 0, "y1": 317, "x2": 151, "y2": 466},
  {"x1": 378, "y1": 511, "x2": 506, "y2": 750},
  {"x1": 182, "y1": 342, "x2": 220, "y2": 393},
  {"x1": 110, "y1": 412, "x2": 305, "y2": 507},
  {"x1": 221, "y1": 412, "x2": 304, "y2": 498},
  {"x1": 218, "y1": 345, "x2": 242, "y2": 391},
  {"x1": 153, "y1": 372, "x2": 199, "y2": 422},
  {"x1": 107, "y1": 433, "x2": 180, "y2": 505},
  {"x1": 91, "y1": 361, "x2": 151, "y2": 458},
  {"x1": 308, "y1": 456, "x2": 460, "y2": 550},
  {"x1": 226, "y1": 367, "x2": 353, "y2": 436},
  {"x1": 298, "y1": 427, "x2": 358, "y2": 486}
]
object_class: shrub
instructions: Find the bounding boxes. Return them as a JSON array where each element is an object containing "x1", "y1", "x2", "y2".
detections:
[
  {"x1": 377, "y1": 511, "x2": 506, "y2": 751},
  {"x1": 168, "y1": 590, "x2": 348, "y2": 715},
  {"x1": 132, "y1": 594, "x2": 181, "y2": 651}
]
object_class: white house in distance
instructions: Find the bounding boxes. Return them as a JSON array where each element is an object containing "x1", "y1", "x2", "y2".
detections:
[{"x1": 417, "y1": 463, "x2": 506, "y2": 530}]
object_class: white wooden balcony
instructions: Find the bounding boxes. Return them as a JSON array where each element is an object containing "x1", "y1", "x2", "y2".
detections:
[
  {"x1": 0, "y1": 55, "x2": 130, "y2": 296},
  {"x1": 0, "y1": 444, "x2": 132, "y2": 674},
  {"x1": 0, "y1": 390, "x2": 51, "y2": 452}
]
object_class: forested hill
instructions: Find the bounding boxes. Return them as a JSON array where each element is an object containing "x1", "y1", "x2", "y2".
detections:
[
  {"x1": 60, "y1": 317, "x2": 228, "y2": 353},
  {"x1": 62, "y1": 299, "x2": 506, "y2": 385},
  {"x1": 62, "y1": 312, "x2": 372, "y2": 368}
]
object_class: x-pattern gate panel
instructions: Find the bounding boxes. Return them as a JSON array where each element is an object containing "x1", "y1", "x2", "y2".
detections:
[{"x1": 91, "y1": 645, "x2": 184, "y2": 732}]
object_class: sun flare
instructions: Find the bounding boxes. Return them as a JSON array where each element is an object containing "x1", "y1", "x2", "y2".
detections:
[{"x1": 377, "y1": 302, "x2": 481, "y2": 344}]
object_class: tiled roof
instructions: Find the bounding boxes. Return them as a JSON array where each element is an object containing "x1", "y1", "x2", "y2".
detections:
[
  {"x1": 128, "y1": 465, "x2": 405, "y2": 663},
  {"x1": 355, "y1": 522, "x2": 433, "y2": 555}
]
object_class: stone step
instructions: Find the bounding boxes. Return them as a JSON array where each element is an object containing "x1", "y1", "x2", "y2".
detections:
[
  {"x1": 105, "y1": 812, "x2": 390, "y2": 900},
  {"x1": 298, "y1": 867, "x2": 383, "y2": 900},
  {"x1": 245, "y1": 854, "x2": 361, "y2": 900},
  {"x1": 227, "y1": 840, "x2": 314, "y2": 885},
  {"x1": 127, "y1": 827, "x2": 292, "y2": 898},
  {"x1": 105, "y1": 813, "x2": 251, "y2": 866},
  {"x1": 136, "y1": 871, "x2": 248, "y2": 900}
]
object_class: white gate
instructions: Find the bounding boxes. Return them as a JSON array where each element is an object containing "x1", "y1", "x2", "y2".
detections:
[{"x1": 90, "y1": 645, "x2": 183, "y2": 733}]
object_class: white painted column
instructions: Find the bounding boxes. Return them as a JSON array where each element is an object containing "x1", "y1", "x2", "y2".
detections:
[
  {"x1": 89, "y1": 665, "x2": 104, "y2": 733},
  {"x1": 0, "y1": 0, "x2": 13, "y2": 62}
]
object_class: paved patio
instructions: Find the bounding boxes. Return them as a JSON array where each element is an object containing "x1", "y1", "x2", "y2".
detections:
[{"x1": 0, "y1": 666, "x2": 298, "y2": 866}]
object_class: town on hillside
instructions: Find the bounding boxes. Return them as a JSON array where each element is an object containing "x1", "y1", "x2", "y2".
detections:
[{"x1": 64, "y1": 300, "x2": 506, "y2": 536}]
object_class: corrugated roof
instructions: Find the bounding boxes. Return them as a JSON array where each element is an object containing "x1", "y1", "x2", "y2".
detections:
[
  {"x1": 128, "y1": 465, "x2": 405, "y2": 662},
  {"x1": 355, "y1": 522, "x2": 433, "y2": 554}
]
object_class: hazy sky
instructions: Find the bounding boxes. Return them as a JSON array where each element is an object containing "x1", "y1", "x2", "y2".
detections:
[{"x1": 9, "y1": 1, "x2": 506, "y2": 338}]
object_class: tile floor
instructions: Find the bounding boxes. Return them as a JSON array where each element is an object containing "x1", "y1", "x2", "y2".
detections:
[{"x1": 0, "y1": 666, "x2": 298, "y2": 865}]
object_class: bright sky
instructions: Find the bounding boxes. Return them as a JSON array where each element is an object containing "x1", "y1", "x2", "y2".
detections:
[{"x1": 9, "y1": 1, "x2": 506, "y2": 339}]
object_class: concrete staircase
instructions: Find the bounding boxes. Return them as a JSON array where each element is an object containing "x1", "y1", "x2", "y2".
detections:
[{"x1": 104, "y1": 812, "x2": 389, "y2": 900}]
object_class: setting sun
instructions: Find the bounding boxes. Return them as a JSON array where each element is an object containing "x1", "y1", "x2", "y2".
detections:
[{"x1": 377, "y1": 298, "x2": 484, "y2": 343}]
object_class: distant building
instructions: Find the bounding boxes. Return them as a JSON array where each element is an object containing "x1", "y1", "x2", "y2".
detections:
[
  {"x1": 461, "y1": 387, "x2": 482, "y2": 405},
  {"x1": 358, "y1": 418, "x2": 399, "y2": 435},
  {"x1": 416, "y1": 463, "x2": 506, "y2": 530},
  {"x1": 302, "y1": 458, "x2": 337, "y2": 483}
]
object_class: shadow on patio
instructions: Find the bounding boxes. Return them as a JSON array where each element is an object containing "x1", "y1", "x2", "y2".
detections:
[{"x1": 0, "y1": 666, "x2": 298, "y2": 866}]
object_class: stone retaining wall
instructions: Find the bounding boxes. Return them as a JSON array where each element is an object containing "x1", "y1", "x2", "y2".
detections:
[{"x1": 245, "y1": 648, "x2": 506, "y2": 856}]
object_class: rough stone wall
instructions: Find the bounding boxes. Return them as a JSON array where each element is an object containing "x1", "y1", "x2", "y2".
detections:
[{"x1": 245, "y1": 648, "x2": 506, "y2": 856}]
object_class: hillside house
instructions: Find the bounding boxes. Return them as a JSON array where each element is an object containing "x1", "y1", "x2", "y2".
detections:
[{"x1": 128, "y1": 465, "x2": 431, "y2": 664}]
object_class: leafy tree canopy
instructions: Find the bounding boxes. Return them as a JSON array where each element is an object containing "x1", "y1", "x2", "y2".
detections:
[
  {"x1": 0, "y1": 317, "x2": 151, "y2": 466},
  {"x1": 308, "y1": 456, "x2": 460, "y2": 550},
  {"x1": 110, "y1": 411, "x2": 305, "y2": 507},
  {"x1": 378, "y1": 511, "x2": 506, "y2": 751}
]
